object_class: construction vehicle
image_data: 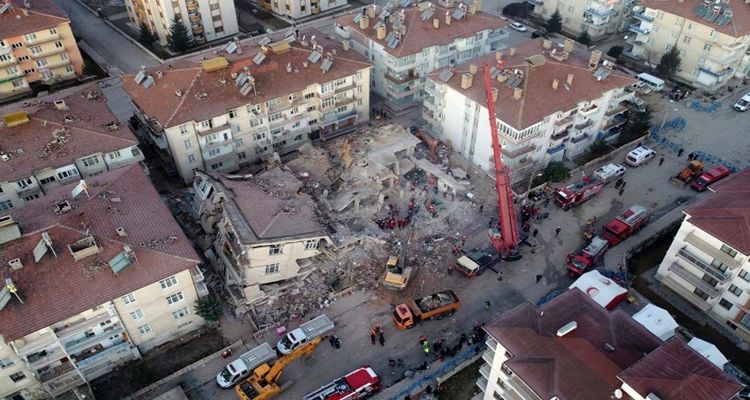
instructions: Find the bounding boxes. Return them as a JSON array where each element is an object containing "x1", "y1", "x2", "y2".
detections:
[
  {"x1": 303, "y1": 366, "x2": 381, "y2": 400},
  {"x1": 669, "y1": 160, "x2": 703, "y2": 187},
  {"x1": 691, "y1": 165, "x2": 731, "y2": 191},
  {"x1": 236, "y1": 337, "x2": 322, "y2": 400},
  {"x1": 413, "y1": 130, "x2": 440, "y2": 163},
  {"x1": 482, "y1": 64, "x2": 521, "y2": 261},
  {"x1": 593, "y1": 163, "x2": 626, "y2": 183},
  {"x1": 392, "y1": 289, "x2": 460, "y2": 329},
  {"x1": 554, "y1": 176, "x2": 605, "y2": 210},
  {"x1": 276, "y1": 314, "x2": 334, "y2": 354},
  {"x1": 566, "y1": 236, "x2": 609, "y2": 277},
  {"x1": 382, "y1": 226, "x2": 415, "y2": 290},
  {"x1": 454, "y1": 246, "x2": 500, "y2": 277},
  {"x1": 600, "y1": 205, "x2": 651, "y2": 246},
  {"x1": 218, "y1": 342, "x2": 277, "y2": 388}
]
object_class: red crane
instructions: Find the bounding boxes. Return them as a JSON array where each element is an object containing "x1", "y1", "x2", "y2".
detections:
[{"x1": 483, "y1": 63, "x2": 521, "y2": 261}]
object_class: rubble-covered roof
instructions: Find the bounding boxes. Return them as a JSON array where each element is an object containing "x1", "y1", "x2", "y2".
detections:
[
  {"x1": 336, "y1": 4, "x2": 507, "y2": 58},
  {"x1": 685, "y1": 168, "x2": 750, "y2": 255},
  {"x1": 0, "y1": 83, "x2": 139, "y2": 183},
  {"x1": 427, "y1": 38, "x2": 635, "y2": 131},
  {"x1": 0, "y1": 0, "x2": 69, "y2": 38},
  {"x1": 123, "y1": 29, "x2": 371, "y2": 128},
  {"x1": 0, "y1": 165, "x2": 200, "y2": 341},
  {"x1": 484, "y1": 288, "x2": 662, "y2": 400},
  {"x1": 642, "y1": 0, "x2": 750, "y2": 38},
  {"x1": 618, "y1": 338, "x2": 742, "y2": 400}
]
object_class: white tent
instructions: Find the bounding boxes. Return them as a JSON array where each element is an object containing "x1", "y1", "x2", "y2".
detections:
[
  {"x1": 569, "y1": 270, "x2": 628, "y2": 310},
  {"x1": 688, "y1": 337, "x2": 729, "y2": 368},
  {"x1": 632, "y1": 303, "x2": 678, "y2": 341}
]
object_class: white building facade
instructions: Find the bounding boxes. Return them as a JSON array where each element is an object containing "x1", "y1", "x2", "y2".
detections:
[
  {"x1": 257, "y1": 0, "x2": 348, "y2": 20},
  {"x1": 533, "y1": 0, "x2": 634, "y2": 40},
  {"x1": 124, "y1": 0, "x2": 238, "y2": 45}
]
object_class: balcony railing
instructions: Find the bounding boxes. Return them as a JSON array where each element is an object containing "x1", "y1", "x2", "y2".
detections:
[
  {"x1": 31, "y1": 46, "x2": 66, "y2": 59},
  {"x1": 684, "y1": 232, "x2": 741, "y2": 268},
  {"x1": 26, "y1": 33, "x2": 61, "y2": 45},
  {"x1": 479, "y1": 363, "x2": 491, "y2": 380},
  {"x1": 476, "y1": 376, "x2": 488, "y2": 392},
  {"x1": 585, "y1": 7, "x2": 616, "y2": 17},
  {"x1": 661, "y1": 276, "x2": 712, "y2": 311},
  {"x1": 42, "y1": 368, "x2": 84, "y2": 397},
  {"x1": 554, "y1": 115, "x2": 574, "y2": 127},
  {"x1": 482, "y1": 349, "x2": 495, "y2": 365},
  {"x1": 667, "y1": 262, "x2": 721, "y2": 298},
  {"x1": 676, "y1": 248, "x2": 730, "y2": 283},
  {"x1": 634, "y1": 12, "x2": 655, "y2": 22},
  {"x1": 698, "y1": 66, "x2": 733, "y2": 78},
  {"x1": 574, "y1": 119, "x2": 594, "y2": 130},
  {"x1": 54, "y1": 309, "x2": 113, "y2": 341},
  {"x1": 578, "y1": 104, "x2": 599, "y2": 116},
  {"x1": 628, "y1": 24, "x2": 651, "y2": 35},
  {"x1": 501, "y1": 145, "x2": 535, "y2": 159},
  {"x1": 13, "y1": 330, "x2": 59, "y2": 356},
  {"x1": 65, "y1": 323, "x2": 125, "y2": 354},
  {"x1": 0, "y1": 56, "x2": 16, "y2": 67},
  {"x1": 39, "y1": 361, "x2": 76, "y2": 382},
  {"x1": 384, "y1": 70, "x2": 418, "y2": 84}
]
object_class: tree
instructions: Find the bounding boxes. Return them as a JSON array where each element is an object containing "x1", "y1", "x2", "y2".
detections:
[
  {"x1": 503, "y1": 2, "x2": 530, "y2": 18},
  {"x1": 656, "y1": 46, "x2": 681, "y2": 80},
  {"x1": 546, "y1": 10, "x2": 562, "y2": 34},
  {"x1": 620, "y1": 105, "x2": 653, "y2": 143},
  {"x1": 139, "y1": 21, "x2": 156, "y2": 48},
  {"x1": 542, "y1": 161, "x2": 570, "y2": 183},
  {"x1": 607, "y1": 45, "x2": 624, "y2": 59},
  {"x1": 167, "y1": 17, "x2": 191, "y2": 53},
  {"x1": 578, "y1": 31, "x2": 591, "y2": 46},
  {"x1": 194, "y1": 298, "x2": 223, "y2": 323}
]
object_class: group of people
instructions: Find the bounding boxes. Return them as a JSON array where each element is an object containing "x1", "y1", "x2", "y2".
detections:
[
  {"x1": 375, "y1": 201, "x2": 417, "y2": 230},
  {"x1": 370, "y1": 325, "x2": 386, "y2": 347}
]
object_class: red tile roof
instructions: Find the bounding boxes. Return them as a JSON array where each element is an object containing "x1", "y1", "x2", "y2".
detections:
[
  {"x1": 0, "y1": 165, "x2": 200, "y2": 341},
  {"x1": 122, "y1": 30, "x2": 371, "y2": 128},
  {"x1": 484, "y1": 288, "x2": 663, "y2": 400},
  {"x1": 642, "y1": 0, "x2": 750, "y2": 38},
  {"x1": 0, "y1": 0, "x2": 69, "y2": 38},
  {"x1": 0, "y1": 83, "x2": 139, "y2": 182},
  {"x1": 336, "y1": 5, "x2": 507, "y2": 58},
  {"x1": 428, "y1": 38, "x2": 636, "y2": 131},
  {"x1": 618, "y1": 338, "x2": 742, "y2": 400},
  {"x1": 685, "y1": 168, "x2": 750, "y2": 255}
]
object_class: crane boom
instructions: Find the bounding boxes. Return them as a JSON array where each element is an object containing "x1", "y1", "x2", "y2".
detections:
[{"x1": 483, "y1": 63, "x2": 521, "y2": 260}]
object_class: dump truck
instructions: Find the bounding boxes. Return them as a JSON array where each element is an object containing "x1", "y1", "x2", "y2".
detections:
[
  {"x1": 276, "y1": 314, "x2": 334, "y2": 355},
  {"x1": 670, "y1": 160, "x2": 703, "y2": 187},
  {"x1": 554, "y1": 176, "x2": 605, "y2": 210},
  {"x1": 217, "y1": 342, "x2": 277, "y2": 388},
  {"x1": 303, "y1": 366, "x2": 381, "y2": 400},
  {"x1": 393, "y1": 290, "x2": 460, "y2": 329},
  {"x1": 566, "y1": 236, "x2": 609, "y2": 277},
  {"x1": 691, "y1": 165, "x2": 731, "y2": 192},
  {"x1": 593, "y1": 163, "x2": 626, "y2": 183},
  {"x1": 600, "y1": 205, "x2": 651, "y2": 246},
  {"x1": 454, "y1": 246, "x2": 500, "y2": 277}
]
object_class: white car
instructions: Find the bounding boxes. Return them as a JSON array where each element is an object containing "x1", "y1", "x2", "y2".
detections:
[
  {"x1": 510, "y1": 22, "x2": 528, "y2": 32},
  {"x1": 734, "y1": 92, "x2": 750, "y2": 112}
]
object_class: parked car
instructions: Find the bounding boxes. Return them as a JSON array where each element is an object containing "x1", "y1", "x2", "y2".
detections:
[
  {"x1": 734, "y1": 92, "x2": 750, "y2": 111},
  {"x1": 531, "y1": 30, "x2": 547, "y2": 38},
  {"x1": 625, "y1": 146, "x2": 656, "y2": 167},
  {"x1": 510, "y1": 22, "x2": 527, "y2": 32}
]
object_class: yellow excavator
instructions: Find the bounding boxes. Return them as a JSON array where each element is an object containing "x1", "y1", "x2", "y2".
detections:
[{"x1": 235, "y1": 336, "x2": 322, "y2": 400}]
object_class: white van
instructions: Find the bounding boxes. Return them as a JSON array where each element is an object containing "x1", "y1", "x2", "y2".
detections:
[
  {"x1": 734, "y1": 92, "x2": 750, "y2": 111},
  {"x1": 625, "y1": 146, "x2": 656, "y2": 167},
  {"x1": 635, "y1": 73, "x2": 665, "y2": 92}
]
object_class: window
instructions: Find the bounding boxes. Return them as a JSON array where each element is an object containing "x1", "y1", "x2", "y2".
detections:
[
  {"x1": 172, "y1": 307, "x2": 190, "y2": 319},
  {"x1": 137, "y1": 324, "x2": 152, "y2": 335},
  {"x1": 49, "y1": 28, "x2": 57, "y2": 34},
  {"x1": 336, "y1": 106, "x2": 348, "y2": 113},
  {"x1": 321, "y1": 96, "x2": 335, "y2": 109},
  {"x1": 693, "y1": 288, "x2": 709, "y2": 300},
  {"x1": 57, "y1": 168, "x2": 79, "y2": 179},
  {"x1": 721, "y1": 244, "x2": 738, "y2": 258},
  {"x1": 9, "y1": 372, "x2": 25, "y2": 382},
  {"x1": 729, "y1": 285, "x2": 743, "y2": 297},
  {"x1": 82, "y1": 156, "x2": 99, "y2": 167},
  {"x1": 208, "y1": 148, "x2": 220, "y2": 157},
  {"x1": 180, "y1": 125, "x2": 189, "y2": 135},
  {"x1": 321, "y1": 82, "x2": 335, "y2": 93},
  {"x1": 5, "y1": 66, "x2": 17, "y2": 75},
  {"x1": 22, "y1": 68, "x2": 36, "y2": 75},
  {"x1": 269, "y1": 112, "x2": 282, "y2": 122},
  {"x1": 235, "y1": 138, "x2": 244, "y2": 147},
  {"x1": 159, "y1": 276, "x2": 178, "y2": 289},
  {"x1": 130, "y1": 309, "x2": 145, "y2": 320},
  {"x1": 238, "y1": 151, "x2": 247, "y2": 160},
  {"x1": 264, "y1": 263, "x2": 280, "y2": 274},
  {"x1": 307, "y1": 105, "x2": 316, "y2": 112},
  {"x1": 29, "y1": 46, "x2": 42, "y2": 54},
  {"x1": 269, "y1": 244, "x2": 283, "y2": 255},
  {"x1": 246, "y1": 104, "x2": 260, "y2": 114},
  {"x1": 39, "y1": 176, "x2": 56, "y2": 185},
  {"x1": 294, "y1": 134, "x2": 302, "y2": 142},
  {"x1": 703, "y1": 43, "x2": 712, "y2": 52},
  {"x1": 740, "y1": 269, "x2": 750, "y2": 282},
  {"x1": 711, "y1": 259, "x2": 728, "y2": 272},
  {"x1": 23, "y1": 193, "x2": 39, "y2": 201},
  {"x1": 702, "y1": 274, "x2": 718, "y2": 287},
  {"x1": 305, "y1": 240, "x2": 318, "y2": 250},
  {"x1": 0, "y1": 200, "x2": 15, "y2": 211},
  {"x1": 11, "y1": 42, "x2": 23, "y2": 49},
  {"x1": 210, "y1": 3, "x2": 219, "y2": 9},
  {"x1": 682, "y1": 36, "x2": 692, "y2": 44},
  {"x1": 0, "y1": 358, "x2": 14, "y2": 369},
  {"x1": 109, "y1": 150, "x2": 122, "y2": 159},
  {"x1": 228, "y1": 109, "x2": 238, "y2": 119},
  {"x1": 719, "y1": 298, "x2": 733, "y2": 311},
  {"x1": 187, "y1": 154, "x2": 196, "y2": 163},
  {"x1": 54, "y1": 41, "x2": 63, "y2": 48},
  {"x1": 36, "y1": 59, "x2": 48, "y2": 67},
  {"x1": 304, "y1": 92, "x2": 315, "y2": 99},
  {"x1": 23, "y1": 33, "x2": 37, "y2": 41},
  {"x1": 211, "y1": 162, "x2": 223, "y2": 169},
  {"x1": 122, "y1": 293, "x2": 136, "y2": 304},
  {"x1": 253, "y1": 132, "x2": 266, "y2": 140},
  {"x1": 255, "y1": 146, "x2": 268, "y2": 155},
  {"x1": 65, "y1": 65, "x2": 74, "y2": 73},
  {"x1": 184, "y1": 140, "x2": 193, "y2": 150},
  {"x1": 166, "y1": 292, "x2": 184, "y2": 305},
  {"x1": 200, "y1": 119, "x2": 213, "y2": 129}
]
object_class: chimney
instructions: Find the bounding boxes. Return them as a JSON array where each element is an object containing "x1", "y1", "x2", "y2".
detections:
[
  {"x1": 468, "y1": 4, "x2": 477, "y2": 14},
  {"x1": 116, "y1": 227, "x2": 128, "y2": 237},
  {"x1": 552, "y1": 79, "x2": 559, "y2": 90},
  {"x1": 360, "y1": 15, "x2": 369, "y2": 29},
  {"x1": 433, "y1": 18, "x2": 440, "y2": 29},
  {"x1": 8, "y1": 258, "x2": 22, "y2": 270},
  {"x1": 491, "y1": 86, "x2": 499, "y2": 102},
  {"x1": 495, "y1": 51, "x2": 503, "y2": 61},
  {"x1": 469, "y1": 64, "x2": 478, "y2": 75},
  {"x1": 556, "y1": 321, "x2": 577, "y2": 337},
  {"x1": 53, "y1": 100, "x2": 69, "y2": 111},
  {"x1": 563, "y1": 39, "x2": 574, "y2": 53},
  {"x1": 566, "y1": 73, "x2": 574, "y2": 85},
  {"x1": 342, "y1": 40, "x2": 351, "y2": 51},
  {"x1": 513, "y1": 87, "x2": 523, "y2": 99},
  {"x1": 461, "y1": 72, "x2": 473, "y2": 89},
  {"x1": 589, "y1": 49, "x2": 602, "y2": 69},
  {"x1": 445, "y1": 11, "x2": 451, "y2": 25},
  {"x1": 367, "y1": 5, "x2": 376, "y2": 18},
  {"x1": 175, "y1": 90, "x2": 183, "y2": 97},
  {"x1": 542, "y1": 39, "x2": 552, "y2": 49},
  {"x1": 376, "y1": 24, "x2": 386, "y2": 40},
  {"x1": 509, "y1": 47, "x2": 516, "y2": 57}
]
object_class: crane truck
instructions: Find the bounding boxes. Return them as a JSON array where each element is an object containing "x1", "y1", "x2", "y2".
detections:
[
  {"x1": 566, "y1": 236, "x2": 609, "y2": 277},
  {"x1": 392, "y1": 289, "x2": 460, "y2": 329},
  {"x1": 554, "y1": 176, "x2": 605, "y2": 210},
  {"x1": 303, "y1": 366, "x2": 381, "y2": 400},
  {"x1": 217, "y1": 342, "x2": 277, "y2": 388},
  {"x1": 277, "y1": 314, "x2": 334, "y2": 354},
  {"x1": 235, "y1": 336, "x2": 322, "y2": 400},
  {"x1": 600, "y1": 205, "x2": 651, "y2": 246}
]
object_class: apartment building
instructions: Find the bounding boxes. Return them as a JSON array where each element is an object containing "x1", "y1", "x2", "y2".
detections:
[
  {"x1": 0, "y1": 83, "x2": 144, "y2": 212},
  {"x1": 628, "y1": 0, "x2": 750, "y2": 91},
  {"x1": 0, "y1": 164, "x2": 207, "y2": 400},
  {"x1": 124, "y1": 0, "x2": 238, "y2": 46},
  {"x1": 192, "y1": 168, "x2": 333, "y2": 304},
  {"x1": 0, "y1": 0, "x2": 84, "y2": 100},
  {"x1": 256, "y1": 0, "x2": 347, "y2": 20},
  {"x1": 655, "y1": 169, "x2": 750, "y2": 343},
  {"x1": 335, "y1": 2, "x2": 508, "y2": 114},
  {"x1": 423, "y1": 38, "x2": 635, "y2": 184},
  {"x1": 478, "y1": 288, "x2": 741, "y2": 400},
  {"x1": 124, "y1": 31, "x2": 372, "y2": 184},
  {"x1": 533, "y1": 0, "x2": 634, "y2": 40}
]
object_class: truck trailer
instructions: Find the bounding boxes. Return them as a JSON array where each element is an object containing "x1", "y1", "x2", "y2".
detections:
[
  {"x1": 393, "y1": 290, "x2": 460, "y2": 329},
  {"x1": 303, "y1": 366, "x2": 381, "y2": 400},
  {"x1": 216, "y1": 342, "x2": 276, "y2": 388},
  {"x1": 600, "y1": 205, "x2": 651, "y2": 246},
  {"x1": 277, "y1": 314, "x2": 334, "y2": 354}
]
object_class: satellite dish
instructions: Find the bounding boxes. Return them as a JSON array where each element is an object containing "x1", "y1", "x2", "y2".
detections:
[
  {"x1": 614, "y1": 389, "x2": 623, "y2": 399},
  {"x1": 632, "y1": 5, "x2": 642, "y2": 12}
]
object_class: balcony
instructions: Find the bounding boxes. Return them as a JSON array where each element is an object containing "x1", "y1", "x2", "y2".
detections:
[
  {"x1": 31, "y1": 46, "x2": 66, "y2": 59},
  {"x1": 77, "y1": 342, "x2": 140, "y2": 381},
  {"x1": 684, "y1": 232, "x2": 741, "y2": 268},
  {"x1": 485, "y1": 336, "x2": 498, "y2": 352},
  {"x1": 506, "y1": 375, "x2": 540, "y2": 399},
  {"x1": 634, "y1": 12, "x2": 655, "y2": 22},
  {"x1": 26, "y1": 345, "x2": 67, "y2": 371},
  {"x1": 54, "y1": 309, "x2": 114, "y2": 341},
  {"x1": 574, "y1": 119, "x2": 594, "y2": 131},
  {"x1": 554, "y1": 115, "x2": 574, "y2": 127},
  {"x1": 385, "y1": 84, "x2": 418, "y2": 99},
  {"x1": 586, "y1": 7, "x2": 616, "y2": 17},
  {"x1": 501, "y1": 145, "x2": 534, "y2": 159},
  {"x1": 629, "y1": 24, "x2": 651, "y2": 35},
  {"x1": 570, "y1": 133, "x2": 590, "y2": 144},
  {"x1": 26, "y1": 33, "x2": 61, "y2": 45},
  {"x1": 42, "y1": 367, "x2": 84, "y2": 398},
  {"x1": 698, "y1": 66, "x2": 733, "y2": 78},
  {"x1": 583, "y1": 18, "x2": 609, "y2": 29},
  {"x1": 676, "y1": 248, "x2": 731, "y2": 283},
  {"x1": 661, "y1": 275, "x2": 713, "y2": 311},
  {"x1": 384, "y1": 70, "x2": 418, "y2": 84},
  {"x1": 0, "y1": 69, "x2": 23, "y2": 83},
  {"x1": 476, "y1": 376, "x2": 488, "y2": 392},
  {"x1": 547, "y1": 144, "x2": 565, "y2": 154},
  {"x1": 196, "y1": 280, "x2": 209, "y2": 297},
  {"x1": 423, "y1": 109, "x2": 442, "y2": 125},
  {"x1": 13, "y1": 330, "x2": 59, "y2": 356},
  {"x1": 605, "y1": 104, "x2": 627, "y2": 116},
  {"x1": 39, "y1": 361, "x2": 76, "y2": 382},
  {"x1": 578, "y1": 104, "x2": 599, "y2": 116},
  {"x1": 64, "y1": 323, "x2": 125, "y2": 354},
  {"x1": 0, "y1": 56, "x2": 16, "y2": 67},
  {"x1": 425, "y1": 83, "x2": 444, "y2": 98},
  {"x1": 667, "y1": 262, "x2": 722, "y2": 298},
  {"x1": 479, "y1": 363, "x2": 491, "y2": 380},
  {"x1": 482, "y1": 349, "x2": 495, "y2": 365},
  {"x1": 43, "y1": 57, "x2": 72, "y2": 70}
]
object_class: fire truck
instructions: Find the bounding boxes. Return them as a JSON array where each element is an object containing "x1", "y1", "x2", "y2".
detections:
[
  {"x1": 303, "y1": 366, "x2": 381, "y2": 400},
  {"x1": 600, "y1": 205, "x2": 651, "y2": 246},
  {"x1": 566, "y1": 236, "x2": 609, "y2": 277},
  {"x1": 554, "y1": 176, "x2": 605, "y2": 210}
]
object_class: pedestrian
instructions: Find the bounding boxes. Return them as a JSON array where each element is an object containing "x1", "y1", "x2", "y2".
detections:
[
  {"x1": 461, "y1": 235, "x2": 466, "y2": 246},
  {"x1": 334, "y1": 336, "x2": 342, "y2": 349},
  {"x1": 659, "y1": 156, "x2": 665, "y2": 166},
  {"x1": 480, "y1": 204, "x2": 484, "y2": 213},
  {"x1": 555, "y1": 226, "x2": 561, "y2": 236},
  {"x1": 532, "y1": 228, "x2": 538, "y2": 237},
  {"x1": 447, "y1": 264, "x2": 453, "y2": 275},
  {"x1": 425, "y1": 385, "x2": 433, "y2": 395},
  {"x1": 379, "y1": 331, "x2": 385, "y2": 347},
  {"x1": 484, "y1": 300, "x2": 492, "y2": 310},
  {"x1": 388, "y1": 358, "x2": 396, "y2": 368},
  {"x1": 370, "y1": 331, "x2": 376, "y2": 345},
  {"x1": 460, "y1": 333, "x2": 467, "y2": 345},
  {"x1": 544, "y1": 198, "x2": 550, "y2": 208},
  {"x1": 419, "y1": 335, "x2": 426, "y2": 345},
  {"x1": 621, "y1": 181, "x2": 627, "y2": 189},
  {"x1": 688, "y1": 152, "x2": 694, "y2": 161},
  {"x1": 619, "y1": 187, "x2": 624, "y2": 196},
  {"x1": 328, "y1": 335, "x2": 336, "y2": 347},
  {"x1": 677, "y1": 148, "x2": 684, "y2": 157},
  {"x1": 423, "y1": 342, "x2": 430, "y2": 355},
  {"x1": 536, "y1": 274, "x2": 543, "y2": 283}
]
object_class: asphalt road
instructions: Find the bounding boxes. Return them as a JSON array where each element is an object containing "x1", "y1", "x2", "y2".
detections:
[{"x1": 53, "y1": 0, "x2": 159, "y2": 75}]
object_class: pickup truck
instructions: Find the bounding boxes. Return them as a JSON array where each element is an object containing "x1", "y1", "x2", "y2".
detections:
[
  {"x1": 277, "y1": 314, "x2": 334, "y2": 354},
  {"x1": 454, "y1": 246, "x2": 499, "y2": 277},
  {"x1": 393, "y1": 290, "x2": 460, "y2": 329},
  {"x1": 216, "y1": 342, "x2": 276, "y2": 388}
]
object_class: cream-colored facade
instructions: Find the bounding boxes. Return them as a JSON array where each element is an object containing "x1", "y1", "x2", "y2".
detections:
[
  {"x1": 534, "y1": 0, "x2": 633, "y2": 40},
  {"x1": 124, "y1": 0, "x2": 238, "y2": 45},
  {"x1": 257, "y1": 0, "x2": 347, "y2": 20},
  {"x1": 628, "y1": 6, "x2": 750, "y2": 91}
]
